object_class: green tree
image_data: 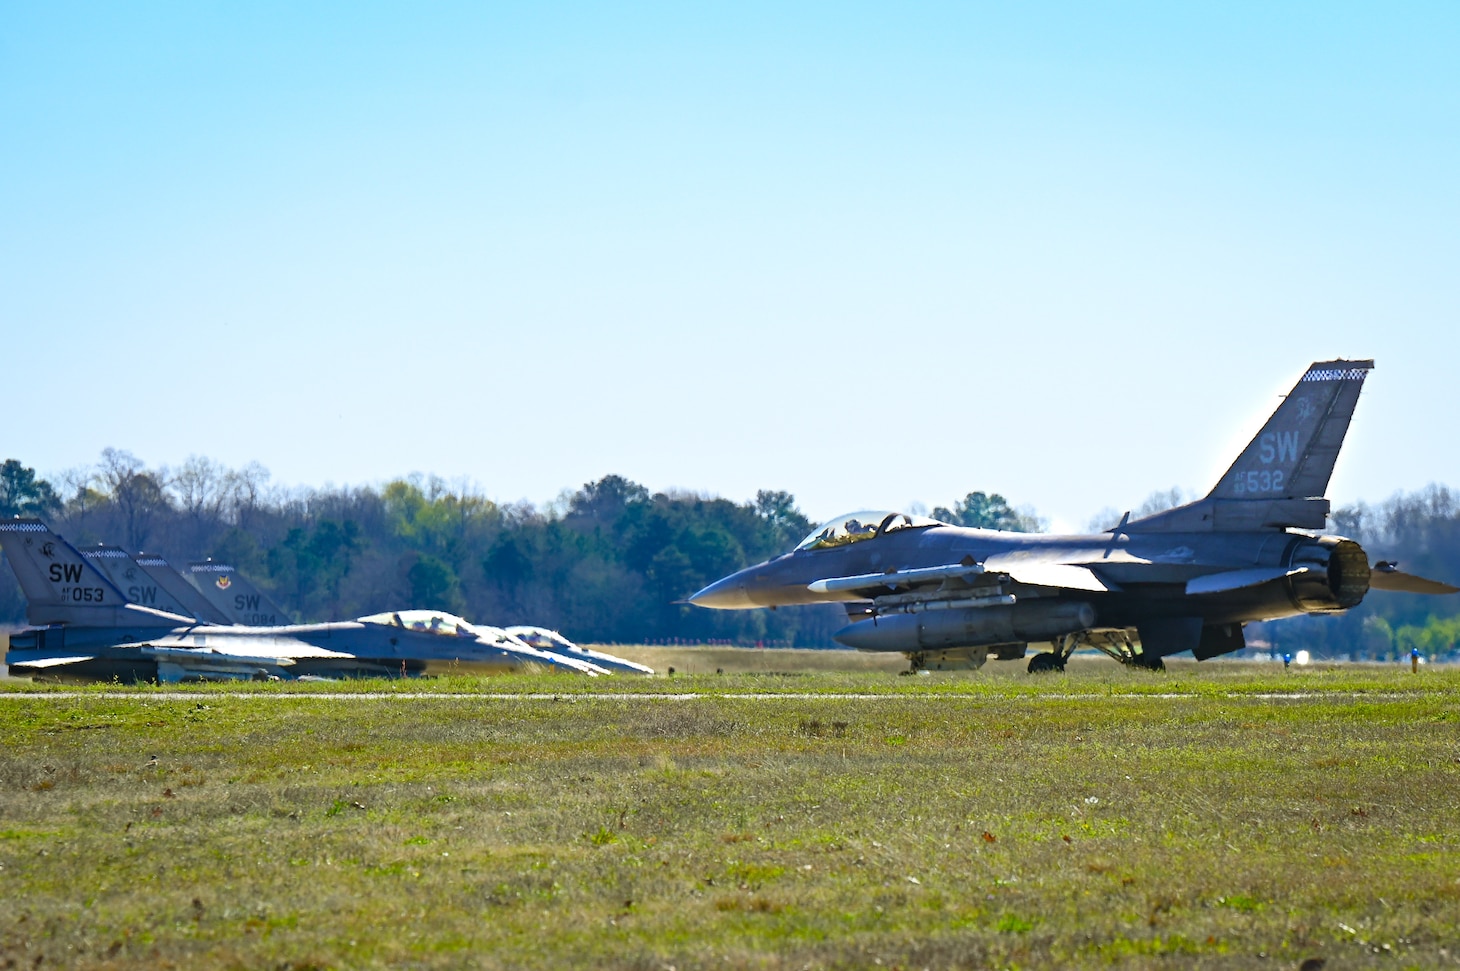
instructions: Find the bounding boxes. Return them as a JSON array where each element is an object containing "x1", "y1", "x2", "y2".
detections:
[
  {"x1": 407, "y1": 553, "x2": 462, "y2": 612},
  {"x1": 267, "y1": 520, "x2": 362, "y2": 618},
  {"x1": 568, "y1": 475, "x2": 649, "y2": 525},
  {"x1": 932, "y1": 491, "x2": 1044, "y2": 532},
  {"x1": 755, "y1": 489, "x2": 812, "y2": 548},
  {"x1": 0, "y1": 460, "x2": 60, "y2": 518}
]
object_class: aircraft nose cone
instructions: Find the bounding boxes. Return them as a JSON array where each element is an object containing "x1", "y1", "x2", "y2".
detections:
[{"x1": 687, "y1": 574, "x2": 756, "y2": 609}]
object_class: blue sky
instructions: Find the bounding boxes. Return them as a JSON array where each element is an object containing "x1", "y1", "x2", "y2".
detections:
[{"x1": 2, "y1": 3, "x2": 1457, "y2": 531}]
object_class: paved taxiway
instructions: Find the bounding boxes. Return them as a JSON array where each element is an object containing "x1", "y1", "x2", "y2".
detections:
[{"x1": 0, "y1": 690, "x2": 1417, "y2": 701}]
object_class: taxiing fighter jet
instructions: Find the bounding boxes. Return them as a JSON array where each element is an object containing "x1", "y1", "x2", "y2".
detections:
[
  {"x1": 689, "y1": 360, "x2": 1457, "y2": 672},
  {"x1": 1, "y1": 521, "x2": 606, "y2": 681}
]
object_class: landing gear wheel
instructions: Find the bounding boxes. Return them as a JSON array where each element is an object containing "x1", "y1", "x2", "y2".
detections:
[
  {"x1": 1129, "y1": 653, "x2": 1166, "y2": 672},
  {"x1": 1027, "y1": 652, "x2": 1066, "y2": 674}
]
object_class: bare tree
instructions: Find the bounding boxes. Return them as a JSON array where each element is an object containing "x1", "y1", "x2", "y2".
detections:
[
  {"x1": 1135, "y1": 487, "x2": 1188, "y2": 519},
  {"x1": 171, "y1": 455, "x2": 231, "y2": 550},
  {"x1": 226, "y1": 462, "x2": 272, "y2": 530},
  {"x1": 97, "y1": 448, "x2": 171, "y2": 550},
  {"x1": 55, "y1": 466, "x2": 102, "y2": 528}
]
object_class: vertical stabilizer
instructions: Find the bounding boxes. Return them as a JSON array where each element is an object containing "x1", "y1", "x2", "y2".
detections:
[
  {"x1": 1210, "y1": 359, "x2": 1373, "y2": 501},
  {"x1": 132, "y1": 553, "x2": 234, "y2": 625},
  {"x1": 184, "y1": 561, "x2": 290, "y2": 626},
  {"x1": 1129, "y1": 359, "x2": 1374, "y2": 532},
  {"x1": 0, "y1": 520, "x2": 188, "y2": 627},
  {"x1": 81, "y1": 546, "x2": 199, "y2": 619}
]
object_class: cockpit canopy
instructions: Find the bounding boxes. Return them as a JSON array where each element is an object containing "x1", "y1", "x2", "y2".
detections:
[
  {"x1": 794, "y1": 511, "x2": 942, "y2": 552},
  {"x1": 358, "y1": 610, "x2": 479, "y2": 638},
  {"x1": 507, "y1": 626, "x2": 578, "y2": 652}
]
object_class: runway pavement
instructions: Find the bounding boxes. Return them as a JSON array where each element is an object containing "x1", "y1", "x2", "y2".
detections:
[{"x1": 0, "y1": 690, "x2": 1416, "y2": 701}]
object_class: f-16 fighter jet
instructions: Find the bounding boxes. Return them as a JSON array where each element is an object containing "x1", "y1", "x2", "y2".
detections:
[
  {"x1": 689, "y1": 360, "x2": 1458, "y2": 672},
  {"x1": 506, "y1": 626, "x2": 656, "y2": 675},
  {"x1": 1, "y1": 522, "x2": 605, "y2": 682}
]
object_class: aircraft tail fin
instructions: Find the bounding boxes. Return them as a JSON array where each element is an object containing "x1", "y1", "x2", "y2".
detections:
[
  {"x1": 1129, "y1": 360, "x2": 1372, "y2": 533},
  {"x1": 133, "y1": 553, "x2": 235, "y2": 624},
  {"x1": 184, "y1": 561, "x2": 291, "y2": 626},
  {"x1": 1209, "y1": 359, "x2": 1373, "y2": 503},
  {"x1": 0, "y1": 520, "x2": 187, "y2": 627},
  {"x1": 80, "y1": 546, "x2": 201, "y2": 620}
]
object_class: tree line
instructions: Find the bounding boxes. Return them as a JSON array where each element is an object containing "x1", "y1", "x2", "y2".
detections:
[{"x1": 1, "y1": 453, "x2": 1457, "y2": 658}]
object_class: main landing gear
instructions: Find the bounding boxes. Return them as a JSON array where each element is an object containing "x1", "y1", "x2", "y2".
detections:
[
  {"x1": 1025, "y1": 630, "x2": 1166, "y2": 673},
  {"x1": 1027, "y1": 631, "x2": 1085, "y2": 674},
  {"x1": 1026, "y1": 651, "x2": 1065, "y2": 674},
  {"x1": 1126, "y1": 652, "x2": 1166, "y2": 672}
]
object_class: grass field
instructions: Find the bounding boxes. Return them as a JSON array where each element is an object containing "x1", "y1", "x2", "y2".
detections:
[{"x1": 1, "y1": 659, "x2": 1457, "y2": 969}]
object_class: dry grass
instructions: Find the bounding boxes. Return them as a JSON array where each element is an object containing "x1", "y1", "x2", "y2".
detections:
[{"x1": 0, "y1": 667, "x2": 1457, "y2": 968}]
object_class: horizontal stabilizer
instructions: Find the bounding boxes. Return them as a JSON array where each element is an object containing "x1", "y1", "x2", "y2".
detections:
[
  {"x1": 1369, "y1": 564, "x2": 1460, "y2": 595},
  {"x1": 1186, "y1": 566, "x2": 1309, "y2": 596}
]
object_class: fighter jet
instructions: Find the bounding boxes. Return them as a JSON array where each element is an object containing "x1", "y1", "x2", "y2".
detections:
[
  {"x1": 506, "y1": 626, "x2": 656, "y2": 675},
  {"x1": 1, "y1": 520, "x2": 606, "y2": 681},
  {"x1": 689, "y1": 360, "x2": 1458, "y2": 672}
]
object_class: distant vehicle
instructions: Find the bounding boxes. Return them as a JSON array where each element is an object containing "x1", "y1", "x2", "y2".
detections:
[
  {"x1": 506, "y1": 626, "x2": 655, "y2": 675},
  {"x1": 690, "y1": 360, "x2": 1459, "y2": 673},
  {"x1": 1, "y1": 521, "x2": 606, "y2": 682}
]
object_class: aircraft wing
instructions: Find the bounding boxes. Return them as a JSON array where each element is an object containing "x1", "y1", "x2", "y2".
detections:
[
  {"x1": 134, "y1": 638, "x2": 354, "y2": 660},
  {"x1": 6, "y1": 642, "x2": 323, "y2": 680},
  {"x1": 6, "y1": 653, "x2": 99, "y2": 668}
]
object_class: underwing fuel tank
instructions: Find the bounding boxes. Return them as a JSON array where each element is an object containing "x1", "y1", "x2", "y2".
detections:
[{"x1": 834, "y1": 600, "x2": 1097, "y2": 653}]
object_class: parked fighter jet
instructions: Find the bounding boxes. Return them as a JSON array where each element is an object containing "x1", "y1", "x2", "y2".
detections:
[
  {"x1": 689, "y1": 360, "x2": 1458, "y2": 672},
  {"x1": 506, "y1": 626, "x2": 656, "y2": 675},
  {"x1": 1, "y1": 520, "x2": 606, "y2": 681}
]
